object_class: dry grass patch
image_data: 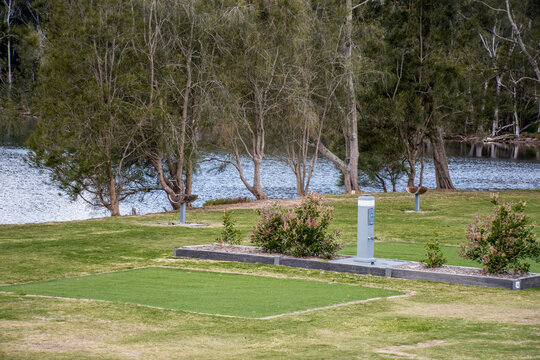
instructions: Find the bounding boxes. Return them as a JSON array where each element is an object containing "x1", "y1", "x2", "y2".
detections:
[
  {"x1": 374, "y1": 340, "x2": 449, "y2": 359},
  {"x1": 394, "y1": 301, "x2": 540, "y2": 325}
]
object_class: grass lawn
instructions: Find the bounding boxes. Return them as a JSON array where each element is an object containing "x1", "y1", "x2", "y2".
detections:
[
  {"x1": 0, "y1": 190, "x2": 539, "y2": 359},
  {"x1": 1, "y1": 267, "x2": 402, "y2": 318}
]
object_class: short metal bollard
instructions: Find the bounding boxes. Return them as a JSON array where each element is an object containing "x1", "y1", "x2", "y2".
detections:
[
  {"x1": 168, "y1": 193, "x2": 198, "y2": 224},
  {"x1": 406, "y1": 186, "x2": 428, "y2": 212}
]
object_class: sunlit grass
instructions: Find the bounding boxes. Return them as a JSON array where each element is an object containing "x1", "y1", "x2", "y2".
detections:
[
  {"x1": 2, "y1": 267, "x2": 401, "y2": 318},
  {"x1": 0, "y1": 190, "x2": 538, "y2": 358}
]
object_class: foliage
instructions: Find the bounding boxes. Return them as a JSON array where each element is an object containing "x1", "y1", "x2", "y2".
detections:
[
  {"x1": 217, "y1": 210, "x2": 242, "y2": 245},
  {"x1": 419, "y1": 230, "x2": 447, "y2": 268},
  {"x1": 27, "y1": 0, "x2": 153, "y2": 216},
  {"x1": 203, "y1": 197, "x2": 252, "y2": 207},
  {"x1": 5, "y1": 0, "x2": 540, "y2": 217},
  {"x1": 460, "y1": 193, "x2": 539, "y2": 274},
  {"x1": 251, "y1": 193, "x2": 342, "y2": 259}
]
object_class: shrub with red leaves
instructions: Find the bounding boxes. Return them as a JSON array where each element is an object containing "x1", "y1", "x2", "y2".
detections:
[{"x1": 251, "y1": 193, "x2": 343, "y2": 259}]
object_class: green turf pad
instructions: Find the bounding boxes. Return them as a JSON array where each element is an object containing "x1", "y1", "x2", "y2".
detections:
[{"x1": 1, "y1": 268, "x2": 402, "y2": 318}]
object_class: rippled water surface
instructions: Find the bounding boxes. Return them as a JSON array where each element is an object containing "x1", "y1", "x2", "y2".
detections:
[{"x1": 1, "y1": 145, "x2": 539, "y2": 224}]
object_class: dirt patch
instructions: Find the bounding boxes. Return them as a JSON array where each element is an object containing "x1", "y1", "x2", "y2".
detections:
[
  {"x1": 191, "y1": 198, "x2": 303, "y2": 211},
  {"x1": 374, "y1": 340, "x2": 448, "y2": 359},
  {"x1": 191, "y1": 195, "x2": 355, "y2": 212},
  {"x1": 394, "y1": 301, "x2": 540, "y2": 325}
]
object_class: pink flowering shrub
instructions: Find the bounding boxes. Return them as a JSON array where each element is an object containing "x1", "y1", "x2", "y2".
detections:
[
  {"x1": 460, "y1": 194, "x2": 539, "y2": 274},
  {"x1": 251, "y1": 193, "x2": 343, "y2": 259}
]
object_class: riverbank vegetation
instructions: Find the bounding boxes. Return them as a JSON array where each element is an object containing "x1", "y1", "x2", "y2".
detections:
[
  {"x1": 0, "y1": 190, "x2": 539, "y2": 358},
  {"x1": 1, "y1": 1, "x2": 540, "y2": 217}
]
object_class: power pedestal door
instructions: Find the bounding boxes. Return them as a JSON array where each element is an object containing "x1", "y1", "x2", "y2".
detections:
[{"x1": 356, "y1": 195, "x2": 375, "y2": 264}]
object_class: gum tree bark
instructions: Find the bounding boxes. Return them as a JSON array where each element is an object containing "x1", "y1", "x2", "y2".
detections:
[
  {"x1": 429, "y1": 127, "x2": 455, "y2": 190},
  {"x1": 318, "y1": 0, "x2": 360, "y2": 194}
]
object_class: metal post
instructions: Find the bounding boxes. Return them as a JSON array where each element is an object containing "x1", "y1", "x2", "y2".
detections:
[
  {"x1": 415, "y1": 194, "x2": 420, "y2": 212},
  {"x1": 179, "y1": 202, "x2": 186, "y2": 224}
]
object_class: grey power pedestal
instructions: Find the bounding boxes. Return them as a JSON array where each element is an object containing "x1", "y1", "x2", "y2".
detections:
[{"x1": 355, "y1": 195, "x2": 375, "y2": 264}]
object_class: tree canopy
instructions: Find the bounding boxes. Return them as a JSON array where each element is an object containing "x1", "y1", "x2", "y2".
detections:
[{"x1": 1, "y1": 0, "x2": 538, "y2": 215}]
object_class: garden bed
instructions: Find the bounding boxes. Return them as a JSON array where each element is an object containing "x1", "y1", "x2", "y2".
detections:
[{"x1": 174, "y1": 245, "x2": 540, "y2": 290}]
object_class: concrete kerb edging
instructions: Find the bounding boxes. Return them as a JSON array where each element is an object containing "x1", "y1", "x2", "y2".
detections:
[{"x1": 173, "y1": 247, "x2": 540, "y2": 290}]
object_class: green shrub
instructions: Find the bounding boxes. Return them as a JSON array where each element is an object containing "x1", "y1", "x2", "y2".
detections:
[
  {"x1": 419, "y1": 230, "x2": 446, "y2": 268},
  {"x1": 250, "y1": 193, "x2": 343, "y2": 259},
  {"x1": 217, "y1": 211, "x2": 242, "y2": 245},
  {"x1": 460, "y1": 194, "x2": 539, "y2": 274},
  {"x1": 203, "y1": 197, "x2": 251, "y2": 207}
]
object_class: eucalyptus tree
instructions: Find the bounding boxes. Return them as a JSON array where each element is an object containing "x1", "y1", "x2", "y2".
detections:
[
  {"x1": 277, "y1": 2, "x2": 341, "y2": 197},
  {"x1": 501, "y1": 0, "x2": 540, "y2": 86},
  {"x1": 1, "y1": 0, "x2": 15, "y2": 93},
  {"x1": 496, "y1": 0, "x2": 539, "y2": 134},
  {"x1": 470, "y1": 0, "x2": 539, "y2": 137},
  {"x1": 311, "y1": 0, "x2": 362, "y2": 194},
  {"x1": 0, "y1": 0, "x2": 41, "y2": 139},
  {"x1": 369, "y1": 0, "x2": 469, "y2": 190},
  {"x1": 210, "y1": 1, "x2": 305, "y2": 200},
  {"x1": 133, "y1": 0, "x2": 216, "y2": 209},
  {"x1": 477, "y1": 16, "x2": 513, "y2": 137},
  {"x1": 28, "y1": 0, "x2": 152, "y2": 216}
]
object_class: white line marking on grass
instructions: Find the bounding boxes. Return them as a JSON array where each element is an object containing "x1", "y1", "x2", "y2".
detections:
[
  {"x1": 0, "y1": 266, "x2": 413, "y2": 320},
  {"x1": 258, "y1": 293, "x2": 413, "y2": 320},
  {"x1": 0, "y1": 290, "x2": 413, "y2": 320}
]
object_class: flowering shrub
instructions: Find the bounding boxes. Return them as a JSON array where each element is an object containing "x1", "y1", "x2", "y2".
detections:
[
  {"x1": 250, "y1": 193, "x2": 343, "y2": 259},
  {"x1": 217, "y1": 210, "x2": 242, "y2": 245},
  {"x1": 420, "y1": 230, "x2": 446, "y2": 268},
  {"x1": 460, "y1": 194, "x2": 539, "y2": 274}
]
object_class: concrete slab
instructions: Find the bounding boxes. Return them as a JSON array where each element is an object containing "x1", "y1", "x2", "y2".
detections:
[{"x1": 331, "y1": 257, "x2": 411, "y2": 268}]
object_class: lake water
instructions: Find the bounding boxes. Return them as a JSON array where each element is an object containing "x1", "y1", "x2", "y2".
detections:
[{"x1": 1, "y1": 143, "x2": 539, "y2": 224}]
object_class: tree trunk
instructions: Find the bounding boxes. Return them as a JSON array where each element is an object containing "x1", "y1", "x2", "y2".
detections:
[
  {"x1": 344, "y1": 0, "x2": 359, "y2": 193},
  {"x1": 317, "y1": 142, "x2": 355, "y2": 193},
  {"x1": 430, "y1": 127, "x2": 455, "y2": 190},
  {"x1": 284, "y1": 117, "x2": 321, "y2": 197},
  {"x1": 251, "y1": 158, "x2": 267, "y2": 200},
  {"x1": 492, "y1": 74, "x2": 503, "y2": 137},
  {"x1": 185, "y1": 159, "x2": 193, "y2": 195},
  {"x1": 374, "y1": 174, "x2": 387, "y2": 193},
  {"x1": 318, "y1": 0, "x2": 360, "y2": 194},
  {"x1": 4, "y1": 0, "x2": 13, "y2": 92},
  {"x1": 151, "y1": 155, "x2": 182, "y2": 210},
  {"x1": 109, "y1": 198, "x2": 121, "y2": 216},
  {"x1": 404, "y1": 134, "x2": 422, "y2": 187},
  {"x1": 406, "y1": 153, "x2": 417, "y2": 187},
  {"x1": 296, "y1": 173, "x2": 305, "y2": 197},
  {"x1": 220, "y1": 121, "x2": 268, "y2": 200},
  {"x1": 512, "y1": 87, "x2": 520, "y2": 137},
  {"x1": 108, "y1": 166, "x2": 121, "y2": 216},
  {"x1": 185, "y1": 159, "x2": 194, "y2": 208}
]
